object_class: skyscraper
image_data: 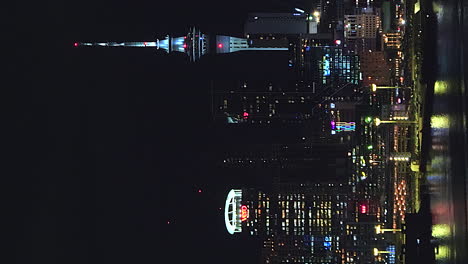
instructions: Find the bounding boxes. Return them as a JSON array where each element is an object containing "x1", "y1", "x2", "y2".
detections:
[
  {"x1": 303, "y1": 46, "x2": 361, "y2": 85},
  {"x1": 211, "y1": 80, "x2": 333, "y2": 125},
  {"x1": 225, "y1": 184, "x2": 350, "y2": 263},
  {"x1": 344, "y1": 13, "x2": 382, "y2": 54},
  {"x1": 224, "y1": 183, "x2": 383, "y2": 263},
  {"x1": 218, "y1": 142, "x2": 353, "y2": 184}
]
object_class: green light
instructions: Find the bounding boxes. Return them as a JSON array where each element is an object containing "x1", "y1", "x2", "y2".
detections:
[
  {"x1": 367, "y1": 145, "x2": 373, "y2": 150},
  {"x1": 434, "y1": 80, "x2": 448, "y2": 94},
  {"x1": 432, "y1": 224, "x2": 450, "y2": 238},
  {"x1": 431, "y1": 115, "x2": 449, "y2": 128},
  {"x1": 365, "y1": 116, "x2": 372, "y2": 123}
]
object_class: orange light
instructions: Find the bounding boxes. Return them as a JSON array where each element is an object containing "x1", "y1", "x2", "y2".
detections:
[{"x1": 241, "y1": 205, "x2": 249, "y2": 221}]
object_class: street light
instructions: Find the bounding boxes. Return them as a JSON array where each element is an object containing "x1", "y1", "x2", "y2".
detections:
[
  {"x1": 370, "y1": 84, "x2": 411, "y2": 92},
  {"x1": 374, "y1": 117, "x2": 416, "y2": 126},
  {"x1": 374, "y1": 248, "x2": 393, "y2": 256},
  {"x1": 375, "y1": 118, "x2": 381, "y2": 126},
  {"x1": 375, "y1": 225, "x2": 402, "y2": 234}
]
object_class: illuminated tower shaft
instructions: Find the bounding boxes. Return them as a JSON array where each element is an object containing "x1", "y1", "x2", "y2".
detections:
[
  {"x1": 74, "y1": 27, "x2": 288, "y2": 61},
  {"x1": 76, "y1": 36, "x2": 189, "y2": 53}
]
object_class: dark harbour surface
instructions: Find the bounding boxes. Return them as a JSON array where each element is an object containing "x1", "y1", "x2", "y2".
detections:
[{"x1": 425, "y1": 0, "x2": 468, "y2": 264}]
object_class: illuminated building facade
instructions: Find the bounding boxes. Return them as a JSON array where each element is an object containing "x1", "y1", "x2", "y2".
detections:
[
  {"x1": 304, "y1": 46, "x2": 361, "y2": 85},
  {"x1": 314, "y1": 94, "x2": 364, "y2": 138},
  {"x1": 344, "y1": 13, "x2": 382, "y2": 54},
  {"x1": 352, "y1": 103, "x2": 391, "y2": 226},
  {"x1": 344, "y1": 14, "x2": 381, "y2": 39},
  {"x1": 244, "y1": 13, "x2": 311, "y2": 35},
  {"x1": 225, "y1": 184, "x2": 352, "y2": 263},
  {"x1": 211, "y1": 80, "x2": 337, "y2": 125},
  {"x1": 382, "y1": 32, "x2": 402, "y2": 50},
  {"x1": 343, "y1": 222, "x2": 383, "y2": 264},
  {"x1": 318, "y1": 0, "x2": 344, "y2": 35},
  {"x1": 218, "y1": 142, "x2": 352, "y2": 184},
  {"x1": 359, "y1": 51, "x2": 391, "y2": 86},
  {"x1": 224, "y1": 183, "x2": 385, "y2": 264}
]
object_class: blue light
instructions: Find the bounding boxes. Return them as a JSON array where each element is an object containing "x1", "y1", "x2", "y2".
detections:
[
  {"x1": 305, "y1": 46, "x2": 310, "y2": 51},
  {"x1": 323, "y1": 55, "x2": 331, "y2": 76},
  {"x1": 323, "y1": 236, "x2": 331, "y2": 250}
]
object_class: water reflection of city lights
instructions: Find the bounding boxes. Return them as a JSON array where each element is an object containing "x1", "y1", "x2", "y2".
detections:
[
  {"x1": 432, "y1": 224, "x2": 450, "y2": 238},
  {"x1": 435, "y1": 245, "x2": 450, "y2": 260},
  {"x1": 431, "y1": 115, "x2": 449, "y2": 128},
  {"x1": 434, "y1": 80, "x2": 448, "y2": 94}
]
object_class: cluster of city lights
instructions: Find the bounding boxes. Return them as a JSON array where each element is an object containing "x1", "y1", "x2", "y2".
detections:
[
  {"x1": 389, "y1": 156, "x2": 410, "y2": 161},
  {"x1": 393, "y1": 179, "x2": 407, "y2": 226},
  {"x1": 389, "y1": 116, "x2": 409, "y2": 120}
]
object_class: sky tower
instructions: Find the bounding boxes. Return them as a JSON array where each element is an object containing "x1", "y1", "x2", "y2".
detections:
[{"x1": 73, "y1": 27, "x2": 288, "y2": 62}]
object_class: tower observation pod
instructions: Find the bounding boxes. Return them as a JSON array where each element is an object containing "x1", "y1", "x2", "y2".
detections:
[{"x1": 224, "y1": 189, "x2": 243, "y2": 234}]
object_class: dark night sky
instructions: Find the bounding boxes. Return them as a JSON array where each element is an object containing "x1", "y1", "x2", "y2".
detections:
[{"x1": 12, "y1": 0, "x2": 312, "y2": 263}]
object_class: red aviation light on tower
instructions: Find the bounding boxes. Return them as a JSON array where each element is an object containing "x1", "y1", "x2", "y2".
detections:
[
  {"x1": 73, "y1": 42, "x2": 78, "y2": 47},
  {"x1": 240, "y1": 205, "x2": 249, "y2": 221},
  {"x1": 218, "y1": 43, "x2": 223, "y2": 48},
  {"x1": 360, "y1": 204, "x2": 368, "y2": 214}
]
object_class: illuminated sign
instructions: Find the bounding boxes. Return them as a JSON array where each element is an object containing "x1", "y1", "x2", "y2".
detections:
[
  {"x1": 322, "y1": 54, "x2": 330, "y2": 76},
  {"x1": 360, "y1": 204, "x2": 367, "y2": 214},
  {"x1": 241, "y1": 205, "x2": 249, "y2": 221},
  {"x1": 335, "y1": 122, "x2": 356, "y2": 132}
]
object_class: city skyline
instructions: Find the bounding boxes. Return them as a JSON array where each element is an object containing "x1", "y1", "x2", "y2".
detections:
[{"x1": 13, "y1": 0, "x2": 467, "y2": 264}]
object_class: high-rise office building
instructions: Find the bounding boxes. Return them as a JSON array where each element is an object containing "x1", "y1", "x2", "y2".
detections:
[
  {"x1": 225, "y1": 184, "x2": 350, "y2": 262},
  {"x1": 211, "y1": 80, "x2": 334, "y2": 125},
  {"x1": 218, "y1": 142, "x2": 353, "y2": 184},
  {"x1": 344, "y1": 14, "x2": 381, "y2": 39},
  {"x1": 224, "y1": 183, "x2": 382, "y2": 263},
  {"x1": 318, "y1": 0, "x2": 345, "y2": 37},
  {"x1": 344, "y1": 13, "x2": 382, "y2": 53},
  {"x1": 303, "y1": 46, "x2": 361, "y2": 85},
  {"x1": 244, "y1": 13, "x2": 312, "y2": 36}
]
